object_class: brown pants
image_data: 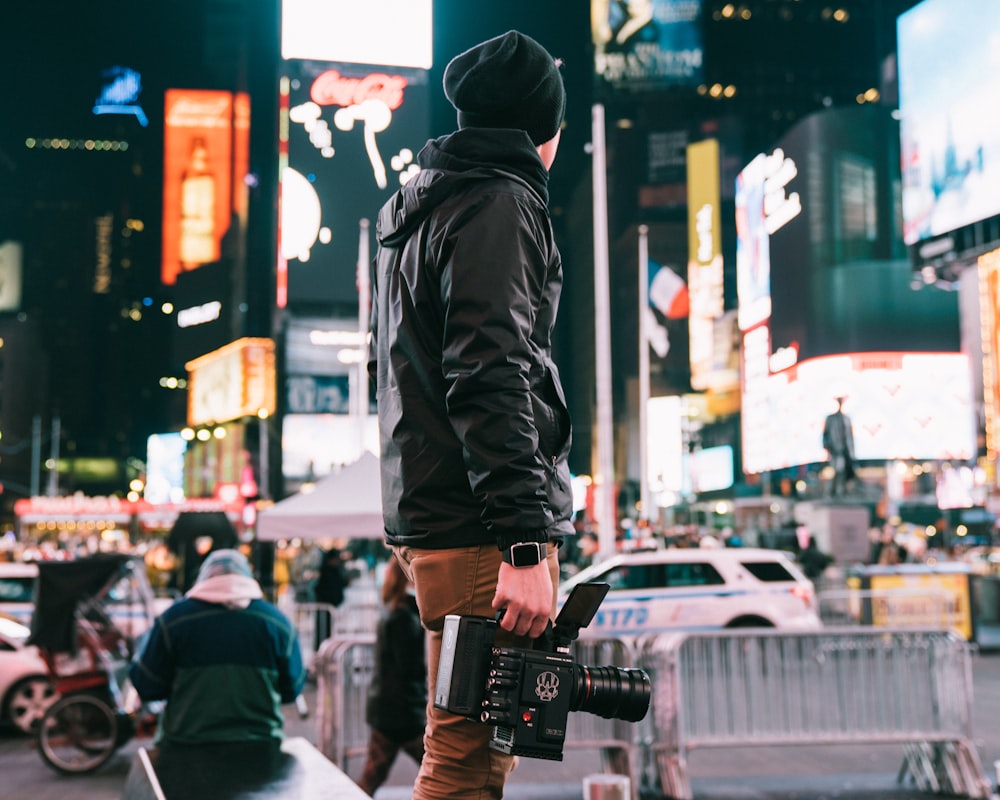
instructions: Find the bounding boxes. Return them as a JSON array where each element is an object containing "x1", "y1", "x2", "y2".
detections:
[{"x1": 392, "y1": 544, "x2": 559, "y2": 800}]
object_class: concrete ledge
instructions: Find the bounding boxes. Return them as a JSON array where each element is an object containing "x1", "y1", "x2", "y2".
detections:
[{"x1": 121, "y1": 737, "x2": 370, "y2": 800}]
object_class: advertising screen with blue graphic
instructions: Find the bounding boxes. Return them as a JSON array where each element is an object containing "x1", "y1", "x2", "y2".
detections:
[{"x1": 898, "y1": 0, "x2": 1000, "y2": 246}]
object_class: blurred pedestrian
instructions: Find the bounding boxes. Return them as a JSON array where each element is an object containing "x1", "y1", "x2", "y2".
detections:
[
  {"x1": 313, "y1": 547, "x2": 349, "y2": 650},
  {"x1": 577, "y1": 530, "x2": 600, "y2": 568},
  {"x1": 129, "y1": 549, "x2": 305, "y2": 795},
  {"x1": 357, "y1": 556, "x2": 427, "y2": 796},
  {"x1": 798, "y1": 536, "x2": 833, "y2": 580}
]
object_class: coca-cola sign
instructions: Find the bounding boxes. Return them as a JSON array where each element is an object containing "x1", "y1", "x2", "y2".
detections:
[{"x1": 310, "y1": 71, "x2": 406, "y2": 111}]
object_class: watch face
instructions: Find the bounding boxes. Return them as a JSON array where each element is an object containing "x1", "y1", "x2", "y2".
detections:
[{"x1": 510, "y1": 543, "x2": 541, "y2": 567}]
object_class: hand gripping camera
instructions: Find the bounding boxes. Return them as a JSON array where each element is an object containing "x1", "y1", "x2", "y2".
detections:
[{"x1": 434, "y1": 582, "x2": 651, "y2": 761}]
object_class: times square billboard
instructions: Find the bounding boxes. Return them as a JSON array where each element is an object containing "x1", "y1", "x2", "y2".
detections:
[
  {"x1": 278, "y1": 58, "x2": 430, "y2": 309},
  {"x1": 275, "y1": 0, "x2": 432, "y2": 483},
  {"x1": 593, "y1": 0, "x2": 703, "y2": 92},
  {"x1": 736, "y1": 105, "x2": 969, "y2": 474},
  {"x1": 161, "y1": 90, "x2": 251, "y2": 287},
  {"x1": 897, "y1": 0, "x2": 1000, "y2": 272}
]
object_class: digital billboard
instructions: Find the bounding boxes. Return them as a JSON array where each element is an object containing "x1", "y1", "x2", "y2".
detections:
[
  {"x1": 283, "y1": 316, "x2": 373, "y2": 415},
  {"x1": 897, "y1": 0, "x2": 1000, "y2": 247},
  {"x1": 282, "y1": 414, "x2": 378, "y2": 482},
  {"x1": 0, "y1": 242, "x2": 23, "y2": 312},
  {"x1": 185, "y1": 338, "x2": 276, "y2": 427},
  {"x1": 145, "y1": 433, "x2": 187, "y2": 504},
  {"x1": 278, "y1": 62, "x2": 429, "y2": 308},
  {"x1": 281, "y1": 0, "x2": 433, "y2": 69},
  {"x1": 593, "y1": 0, "x2": 703, "y2": 92},
  {"x1": 735, "y1": 105, "x2": 965, "y2": 474},
  {"x1": 740, "y1": 351, "x2": 975, "y2": 473},
  {"x1": 690, "y1": 445, "x2": 734, "y2": 493},
  {"x1": 686, "y1": 138, "x2": 735, "y2": 392},
  {"x1": 162, "y1": 90, "x2": 250, "y2": 286},
  {"x1": 979, "y1": 248, "x2": 1000, "y2": 461}
]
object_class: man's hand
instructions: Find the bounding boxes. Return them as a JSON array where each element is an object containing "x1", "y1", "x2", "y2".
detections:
[{"x1": 493, "y1": 560, "x2": 553, "y2": 638}]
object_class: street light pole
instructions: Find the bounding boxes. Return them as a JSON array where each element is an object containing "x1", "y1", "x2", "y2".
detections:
[
  {"x1": 46, "y1": 415, "x2": 60, "y2": 497},
  {"x1": 30, "y1": 415, "x2": 41, "y2": 497},
  {"x1": 638, "y1": 225, "x2": 652, "y2": 522},
  {"x1": 356, "y1": 218, "x2": 371, "y2": 458},
  {"x1": 592, "y1": 103, "x2": 616, "y2": 559},
  {"x1": 258, "y1": 410, "x2": 270, "y2": 502}
]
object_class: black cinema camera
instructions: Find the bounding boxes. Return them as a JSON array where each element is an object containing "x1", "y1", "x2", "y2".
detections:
[{"x1": 434, "y1": 582, "x2": 651, "y2": 761}]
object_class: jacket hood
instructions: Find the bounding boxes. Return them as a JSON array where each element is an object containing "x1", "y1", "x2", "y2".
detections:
[{"x1": 377, "y1": 128, "x2": 550, "y2": 248}]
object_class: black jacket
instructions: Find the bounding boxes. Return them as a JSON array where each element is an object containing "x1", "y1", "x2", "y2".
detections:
[{"x1": 370, "y1": 128, "x2": 574, "y2": 552}]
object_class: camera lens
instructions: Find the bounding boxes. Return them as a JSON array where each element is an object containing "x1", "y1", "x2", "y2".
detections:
[{"x1": 570, "y1": 665, "x2": 651, "y2": 722}]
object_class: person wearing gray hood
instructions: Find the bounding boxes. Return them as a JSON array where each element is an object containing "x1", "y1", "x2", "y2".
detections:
[{"x1": 368, "y1": 30, "x2": 574, "y2": 800}]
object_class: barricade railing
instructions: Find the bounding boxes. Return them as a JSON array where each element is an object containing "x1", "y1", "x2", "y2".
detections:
[
  {"x1": 288, "y1": 602, "x2": 380, "y2": 671},
  {"x1": 313, "y1": 626, "x2": 989, "y2": 799},
  {"x1": 635, "y1": 627, "x2": 989, "y2": 800},
  {"x1": 313, "y1": 631, "x2": 643, "y2": 791},
  {"x1": 315, "y1": 633, "x2": 376, "y2": 770},
  {"x1": 565, "y1": 636, "x2": 644, "y2": 800}
]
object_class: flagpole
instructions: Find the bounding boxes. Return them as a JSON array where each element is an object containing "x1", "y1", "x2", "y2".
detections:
[
  {"x1": 638, "y1": 224, "x2": 651, "y2": 522},
  {"x1": 592, "y1": 103, "x2": 616, "y2": 559},
  {"x1": 356, "y1": 218, "x2": 370, "y2": 454}
]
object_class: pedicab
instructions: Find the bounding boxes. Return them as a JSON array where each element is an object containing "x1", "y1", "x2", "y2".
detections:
[{"x1": 28, "y1": 553, "x2": 162, "y2": 774}]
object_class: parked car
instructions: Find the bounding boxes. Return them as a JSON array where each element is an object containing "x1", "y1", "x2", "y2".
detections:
[
  {"x1": 0, "y1": 614, "x2": 56, "y2": 733},
  {"x1": 0, "y1": 562, "x2": 38, "y2": 626},
  {"x1": 558, "y1": 546, "x2": 822, "y2": 638}
]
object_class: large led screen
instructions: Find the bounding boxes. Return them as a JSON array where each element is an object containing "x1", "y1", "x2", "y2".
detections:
[
  {"x1": 283, "y1": 316, "x2": 374, "y2": 415},
  {"x1": 686, "y1": 139, "x2": 732, "y2": 392},
  {"x1": 898, "y1": 0, "x2": 1000, "y2": 246},
  {"x1": 690, "y1": 445, "x2": 734, "y2": 493},
  {"x1": 281, "y1": 0, "x2": 433, "y2": 69},
  {"x1": 162, "y1": 90, "x2": 250, "y2": 286},
  {"x1": 279, "y1": 62, "x2": 429, "y2": 308},
  {"x1": 282, "y1": 415, "x2": 379, "y2": 481},
  {"x1": 145, "y1": 433, "x2": 187, "y2": 505},
  {"x1": 740, "y1": 351, "x2": 975, "y2": 474},
  {"x1": 593, "y1": 0, "x2": 703, "y2": 92}
]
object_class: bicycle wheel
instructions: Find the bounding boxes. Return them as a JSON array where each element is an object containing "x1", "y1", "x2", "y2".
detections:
[{"x1": 38, "y1": 692, "x2": 119, "y2": 774}]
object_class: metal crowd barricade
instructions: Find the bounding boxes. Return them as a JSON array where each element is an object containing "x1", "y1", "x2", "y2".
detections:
[
  {"x1": 315, "y1": 633, "x2": 377, "y2": 771},
  {"x1": 636, "y1": 627, "x2": 990, "y2": 800},
  {"x1": 565, "y1": 636, "x2": 644, "y2": 800},
  {"x1": 289, "y1": 602, "x2": 380, "y2": 671},
  {"x1": 312, "y1": 629, "x2": 646, "y2": 789}
]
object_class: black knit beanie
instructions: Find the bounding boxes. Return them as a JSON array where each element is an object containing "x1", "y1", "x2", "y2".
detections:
[{"x1": 443, "y1": 31, "x2": 565, "y2": 146}]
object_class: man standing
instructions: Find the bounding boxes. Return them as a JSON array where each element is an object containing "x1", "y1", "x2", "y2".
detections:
[
  {"x1": 822, "y1": 395, "x2": 856, "y2": 496},
  {"x1": 369, "y1": 30, "x2": 575, "y2": 799}
]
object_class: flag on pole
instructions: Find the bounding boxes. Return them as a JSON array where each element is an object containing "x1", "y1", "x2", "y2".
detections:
[{"x1": 648, "y1": 260, "x2": 689, "y2": 319}]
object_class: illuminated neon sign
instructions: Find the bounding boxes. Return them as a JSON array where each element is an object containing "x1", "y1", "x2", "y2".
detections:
[
  {"x1": 93, "y1": 66, "x2": 148, "y2": 127},
  {"x1": 290, "y1": 69, "x2": 415, "y2": 190}
]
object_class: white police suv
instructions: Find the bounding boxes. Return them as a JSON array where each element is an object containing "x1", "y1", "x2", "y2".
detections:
[{"x1": 559, "y1": 547, "x2": 821, "y2": 637}]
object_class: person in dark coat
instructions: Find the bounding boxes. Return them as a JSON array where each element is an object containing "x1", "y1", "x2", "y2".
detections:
[
  {"x1": 357, "y1": 556, "x2": 427, "y2": 796},
  {"x1": 798, "y1": 536, "x2": 833, "y2": 581},
  {"x1": 313, "y1": 548, "x2": 349, "y2": 650},
  {"x1": 369, "y1": 30, "x2": 572, "y2": 798}
]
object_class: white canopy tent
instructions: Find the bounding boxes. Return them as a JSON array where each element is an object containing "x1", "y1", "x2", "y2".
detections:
[{"x1": 256, "y1": 451, "x2": 384, "y2": 541}]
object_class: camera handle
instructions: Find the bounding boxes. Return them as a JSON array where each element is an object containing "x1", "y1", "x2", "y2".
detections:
[{"x1": 496, "y1": 581, "x2": 611, "y2": 654}]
